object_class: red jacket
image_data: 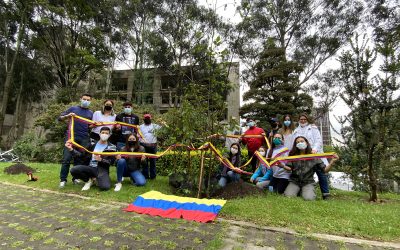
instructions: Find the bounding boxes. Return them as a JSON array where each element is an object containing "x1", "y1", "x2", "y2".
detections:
[{"x1": 242, "y1": 126, "x2": 265, "y2": 152}]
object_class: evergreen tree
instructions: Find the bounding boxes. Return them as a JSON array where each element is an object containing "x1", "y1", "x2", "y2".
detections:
[{"x1": 241, "y1": 40, "x2": 313, "y2": 121}]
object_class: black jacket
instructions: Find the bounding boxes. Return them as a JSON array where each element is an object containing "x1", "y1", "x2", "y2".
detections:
[{"x1": 71, "y1": 141, "x2": 117, "y2": 168}]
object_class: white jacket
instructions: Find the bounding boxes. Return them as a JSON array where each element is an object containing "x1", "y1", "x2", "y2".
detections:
[
  {"x1": 293, "y1": 124, "x2": 323, "y2": 153},
  {"x1": 293, "y1": 124, "x2": 328, "y2": 165}
]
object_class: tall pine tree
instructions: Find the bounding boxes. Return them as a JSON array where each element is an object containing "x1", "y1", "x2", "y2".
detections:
[{"x1": 241, "y1": 40, "x2": 313, "y2": 121}]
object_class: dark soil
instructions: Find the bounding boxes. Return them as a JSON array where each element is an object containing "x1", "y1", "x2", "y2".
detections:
[
  {"x1": 3, "y1": 163, "x2": 36, "y2": 175},
  {"x1": 212, "y1": 179, "x2": 264, "y2": 199}
]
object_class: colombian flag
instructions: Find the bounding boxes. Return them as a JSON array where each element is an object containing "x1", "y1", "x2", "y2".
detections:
[{"x1": 124, "y1": 191, "x2": 226, "y2": 223}]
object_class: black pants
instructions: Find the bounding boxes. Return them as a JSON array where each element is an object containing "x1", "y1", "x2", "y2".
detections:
[
  {"x1": 60, "y1": 136, "x2": 90, "y2": 182},
  {"x1": 270, "y1": 177, "x2": 289, "y2": 194},
  {"x1": 248, "y1": 151, "x2": 258, "y2": 172},
  {"x1": 70, "y1": 165, "x2": 111, "y2": 191}
]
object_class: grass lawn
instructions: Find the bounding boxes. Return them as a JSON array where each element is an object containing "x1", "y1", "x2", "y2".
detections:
[{"x1": 1, "y1": 162, "x2": 399, "y2": 242}]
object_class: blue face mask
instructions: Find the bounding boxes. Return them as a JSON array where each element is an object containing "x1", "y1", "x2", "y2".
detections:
[
  {"x1": 283, "y1": 120, "x2": 291, "y2": 127},
  {"x1": 81, "y1": 99, "x2": 90, "y2": 108},
  {"x1": 247, "y1": 121, "x2": 255, "y2": 127},
  {"x1": 124, "y1": 107, "x2": 132, "y2": 114},
  {"x1": 273, "y1": 138, "x2": 282, "y2": 146}
]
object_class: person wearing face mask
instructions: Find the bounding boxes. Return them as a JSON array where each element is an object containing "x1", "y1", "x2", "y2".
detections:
[
  {"x1": 279, "y1": 114, "x2": 295, "y2": 150},
  {"x1": 68, "y1": 127, "x2": 117, "y2": 191},
  {"x1": 114, "y1": 133, "x2": 147, "y2": 191},
  {"x1": 114, "y1": 101, "x2": 140, "y2": 150},
  {"x1": 241, "y1": 118, "x2": 266, "y2": 172},
  {"x1": 250, "y1": 146, "x2": 273, "y2": 189},
  {"x1": 139, "y1": 113, "x2": 161, "y2": 179},
  {"x1": 292, "y1": 113, "x2": 330, "y2": 199},
  {"x1": 282, "y1": 136, "x2": 338, "y2": 200},
  {"x1": 58, "y1": 93, "x2": 93, "y2": 188},
  {"x1": 218, "y1": 143, "x2": 242, "y2": 187},
  {"x1": 266, "y1": 133, "x2": 291, "y2": 194},
  {"x1": 90, "y1": 99, "x2": 116, "y2": 141}
]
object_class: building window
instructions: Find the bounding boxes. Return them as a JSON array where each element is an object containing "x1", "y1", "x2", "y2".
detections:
[
  {"x1": 161, "y1": 75, "x2": 177, "y2": 90},
  {"x1": 161, "y1": 92, "x2": 170, "y2": 104},
  {"x1": 111, "y1": 78, "x2": 128, "y2": 92}
]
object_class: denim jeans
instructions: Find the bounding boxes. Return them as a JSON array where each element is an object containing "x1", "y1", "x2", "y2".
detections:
[
  {"x1": 315, "y1": 168, "x2": 330, "y2": 197},
  {"x1": 60, "y1": 136, "x2": 89, "y2": 182},
  {"x1": 116, "y1": 159, "x2": 146, "y2": 186},
  {"x1": 116, "y1": 142, "x2": 126, "y2": 151},
  {"x1": 218, "y1": 171, "x2": 240, "y2": 187},
  {"x1": 142, "y1": 145, "x2": 157, "y2": 179}
]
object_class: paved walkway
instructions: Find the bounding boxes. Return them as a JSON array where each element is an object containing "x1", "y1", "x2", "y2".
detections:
[{"x1": 0, "y1": 184, "x2": 397, "y2": 250}]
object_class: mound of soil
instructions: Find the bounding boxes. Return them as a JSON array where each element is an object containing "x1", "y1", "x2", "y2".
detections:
[
  {"x1": 4, "y1": 163, "x2": 36, "y2": 175},
  {"x1": 212, "y1": 179, "x2": 265, "y2": 199}
]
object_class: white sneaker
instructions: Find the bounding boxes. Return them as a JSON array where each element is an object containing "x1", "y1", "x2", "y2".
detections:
[
  {"x1": 73, "y1": 179, "x2": 81, "y2": 185},
  {"x1": 81, "y1": 179, "x2": 93, "y2": 191},
  {"x1": 59, "y1": 181, "x2": 66, "y2": 188},
  {"x1": 114, "y1": 183, "x2": 122, "y2": 192},
  {"x1": 121, "y1": 177, "x2": 125, "y2": 182}
]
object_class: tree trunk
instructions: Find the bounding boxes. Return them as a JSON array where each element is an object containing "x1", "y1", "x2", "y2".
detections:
[
  {"x1": 0, "y1": 9, "x2": 26, "y2": 136},
  {"x1": 368, "y1": 145, "x2": 378, "y2": 202},
  {"x1": 6, "y1": 72, "x2": 24, "y2": 147},
  {"x1": 197, "y1": 150, "x2": 205, "y2": 198}
]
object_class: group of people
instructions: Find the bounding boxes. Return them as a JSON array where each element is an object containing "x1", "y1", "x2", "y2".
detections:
[
  {"x1": 219, "y1": 115, "x2": 339, "y2": 201},
  {"x1": 59, "y1": 94, "x2": 160, "y2": 192},
  {"x1": 58, "y1": 93, "x2": 338, "y2": 200}
]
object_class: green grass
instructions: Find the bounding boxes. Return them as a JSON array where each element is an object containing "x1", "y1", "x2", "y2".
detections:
[{"x1": 1, "y1": 162, "x2": 399, "y2": 242}]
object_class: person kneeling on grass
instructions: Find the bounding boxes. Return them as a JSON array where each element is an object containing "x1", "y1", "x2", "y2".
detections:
[
  {"x1": 68, "y1": 127, "x2": 117, "y2": 191},
  {"x1": 218, "y1": 143, "x2": 242, "y2": 188},
  {"x1": 114, "y1": 133, "x2": 147, "y2": 192},
  {"x1": 282, "y1": 136, "x2": 338, "y2": 201},
  {"x1": 250, "y1": 146, "x2": 273, "y2": 190}
]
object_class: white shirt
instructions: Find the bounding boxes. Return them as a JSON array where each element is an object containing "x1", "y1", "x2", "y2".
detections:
[
  {"x1": 92, "y1": 111, "x2": 116, "y2": 134},
  {"x1": 267, "y1": 145, "x2": 291, "y2": 179},
  {"x1": 293, "y1": 124, "x2": 328, "y2": 165},
  {"x1": 293, "y1": 124, "x2": 323, "y2": 152},
  {"x1": 140, "y1": 123, "x2": 161, "y2": 144}
]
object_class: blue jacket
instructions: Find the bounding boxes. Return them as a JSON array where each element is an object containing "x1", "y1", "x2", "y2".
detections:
[{"x1": 251, "y1": 163, "x2": 273, "y2": 182}]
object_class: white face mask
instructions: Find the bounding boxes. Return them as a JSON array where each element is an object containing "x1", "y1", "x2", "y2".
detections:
[
  {"x1": 100, "y1": 134, "x2": 110, "y2": 142},
  {"x1": 231, "y1": 148, "x2": 238, "y2": 155},
  {"x1": 259, "y1": 150, "x2": 266, "y2": 157},
  {"x1": 300, "y1": 122, "x2": 308, "y2": 127},
  {"x1": 296, "y1": 142, "x2": 307, "y2": 150}
]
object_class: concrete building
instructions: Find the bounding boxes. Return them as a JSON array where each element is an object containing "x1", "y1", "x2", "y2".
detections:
[
  {"x1": 314, "y1": 111, "x2": 332, "y2": 146},
  {"x1": 94, "y1": 63, "x2": 240, "y2": 119}
]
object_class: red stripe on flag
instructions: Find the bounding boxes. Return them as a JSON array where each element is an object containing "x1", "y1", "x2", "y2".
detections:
[{"x1": 123, "y1": 204, "x2": 218, "y2": 223}]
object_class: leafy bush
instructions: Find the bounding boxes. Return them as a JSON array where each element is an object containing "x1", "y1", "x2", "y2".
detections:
[{"x1": 13, "y1": 131, "x2": 46, "y2": 162}]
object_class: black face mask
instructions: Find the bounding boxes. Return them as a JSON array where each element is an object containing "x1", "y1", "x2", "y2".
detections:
[
  {"x1": 144, "y1": 118, "x2": 151, "y2": 124},
  {"x1": 128, "y1": 141, "x2": 136, "y2": 146},
  {"x1": 104, "y1": 105, "x2": 113, "y2": 111}
]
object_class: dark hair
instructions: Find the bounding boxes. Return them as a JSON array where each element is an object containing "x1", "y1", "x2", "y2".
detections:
[
  {"x1": 256, "y1": 146, "x2": 267, "y2": 168},
  {"x1": 267, "y1": 133, "x2": 284, "y2": 159},
  {"x1": 99, "y1": 126, "x2": 111, "y2": 133},
  {"x1": 124, "y1": 133, "x2": 140, "y2": 151},
  {"x1": 102, "y1": 99, "x2": 115, "y2": 115},
  {"x1": 123, "y1": 101, "x2": 132, "y2": 107},
  {"x1": 81, "y1": 93, "x2": 92, "y2": 98},
  {"x1": 289, "y1": 136, "x2": 312, "y2": 156},
  {"x1": 228, "y1": 143, "x2": 241, "y2": 168},
  {"x1": 281, "y1": 114, "x2": 295, "y2": 133}
]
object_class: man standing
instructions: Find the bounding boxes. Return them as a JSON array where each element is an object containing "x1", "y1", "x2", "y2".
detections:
[
  {"x1": 58, "y1": 94, "x2": 93, "y2": 188},
  {"x1": 140, "y1": 113, "x2": 161, "y2": 179},
  {"x1": 241, "y1": 118, "x2": 265, "y2": 172},
  {"x1": 114, "y1": 101, "x2": 140, "y2": 150},
  {"x1": 68, "y1": 127, "x2": 117, "y2": 191}
]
